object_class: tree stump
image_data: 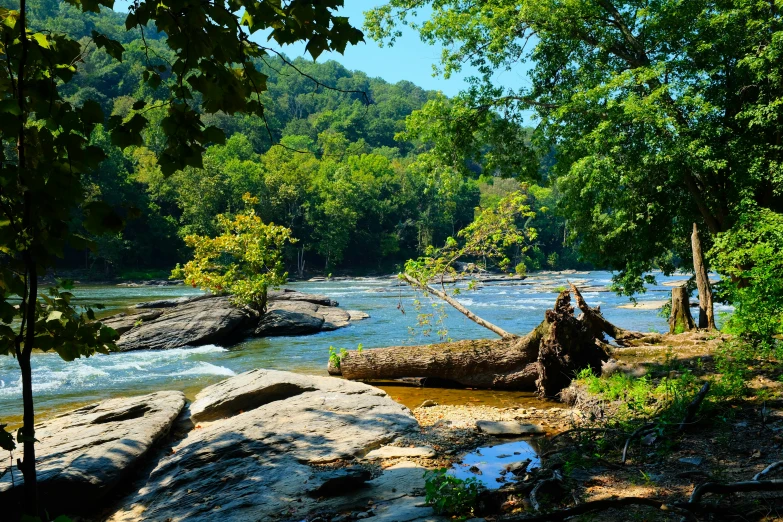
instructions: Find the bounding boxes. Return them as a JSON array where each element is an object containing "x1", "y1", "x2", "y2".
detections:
[
  {"x1": 691, "y1": 223, "x2": 716, "y2": 329},
  {"x1": 669, "y1": 286, "x2": 695, "y2": 334}
]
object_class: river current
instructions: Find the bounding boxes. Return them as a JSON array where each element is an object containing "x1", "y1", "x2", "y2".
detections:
[{"x1": 0, "y1": 271, "x2": 728, "y2": 423}]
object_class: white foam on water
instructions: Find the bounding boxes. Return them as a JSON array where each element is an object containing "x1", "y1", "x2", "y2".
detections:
[
  {"x1": 0, "y1": 345, "x2": 232, "y2": 399},
  {"x1": 170, "y1": 362, "x2": 236, "y2": 377}
]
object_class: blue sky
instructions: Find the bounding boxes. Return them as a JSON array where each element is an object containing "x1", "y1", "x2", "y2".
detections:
[
  {"x1": 254, "y1": 1, "x2": 530, "y2": 97},
  {"x1": 114, "y1": 0, "x2": 532, "y2": 98}
]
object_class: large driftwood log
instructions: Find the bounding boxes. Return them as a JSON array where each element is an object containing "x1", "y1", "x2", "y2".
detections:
[
  {"x1": 691, "y1": 223, "x2": 716, "y2": 329},
  {"x1": 329, "y1": 288, "x2": 652, "y2": 397}
]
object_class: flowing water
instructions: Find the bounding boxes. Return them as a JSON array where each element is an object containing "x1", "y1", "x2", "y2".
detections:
[{"x1": 0, "y1": 271, "x2": 729, "y2": 424}]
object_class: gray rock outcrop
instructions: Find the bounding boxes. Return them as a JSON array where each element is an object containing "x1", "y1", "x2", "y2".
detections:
[
  {"x1": 0, "y1": 391, "x2": 185, "y2": 515},
  {"x1": 108, "y1": 370, "x2": 420, "y2": 522},
  {"x1": 117, "y1": 296, "x2": 253, "y2": 351},
  {"x1": 111, "y1": 289, "x2": 369, "y2": 351}
]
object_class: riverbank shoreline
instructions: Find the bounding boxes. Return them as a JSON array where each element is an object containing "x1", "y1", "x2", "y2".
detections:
[{"x1": 41, "y1": 267, "x2": 603, "y2": 287}]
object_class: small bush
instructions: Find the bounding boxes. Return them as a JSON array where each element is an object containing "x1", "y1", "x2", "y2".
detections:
[
  {"x1": 711, "y1": 205, "x2": 783, "y2": 349},
  {"x1": 424, "y1": 468, "x2": 482, "y2": 517}
]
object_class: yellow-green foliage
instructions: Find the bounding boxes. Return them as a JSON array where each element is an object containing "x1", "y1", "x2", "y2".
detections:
[
  {"x1": 404, "y1": 190, "x2": 536, "y2": 287},
  {"x1": 172, "y1": 193, "x2": 294, "y2": 310}
]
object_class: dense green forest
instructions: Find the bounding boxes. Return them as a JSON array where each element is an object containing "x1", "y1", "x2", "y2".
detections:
[{"x1": 13, "y1": 1, "x2": 579, "y2": 277}]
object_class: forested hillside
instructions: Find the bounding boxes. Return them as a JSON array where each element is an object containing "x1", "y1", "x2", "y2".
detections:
[{"x1": 9, "y1": 0, "x2": 580, "y2": 277}]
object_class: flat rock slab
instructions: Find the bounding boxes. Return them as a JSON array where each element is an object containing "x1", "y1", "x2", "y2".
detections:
[
  {"x1": 189, "y1": 368, "x2": 375, "y2": 422},
  {"x1": 0, "y1": 391, "x2": 185, "y2": 515},
  {"x1": 618, "y1": 300, "x2": 668, "y2": 310},
  {"x1": 364, "y1": 446, "x2": 436, "y2": 460},
  {"x1": 108, "y1": 370, "x2": 418, "y2": 522},
  {"x1": 370, "y1": 496, "x2": 446, "y2": 522},
  {"x1": 101, "y1": 310, "x2": 164, "y2": 335},
  {"x1": 476, "y1": 420, "x2": 545, "y2": 436}
]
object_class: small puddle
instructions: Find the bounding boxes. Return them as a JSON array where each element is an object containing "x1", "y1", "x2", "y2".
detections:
[{"x1": 451, "y1": 439, "x2": 542, "y2": 489}]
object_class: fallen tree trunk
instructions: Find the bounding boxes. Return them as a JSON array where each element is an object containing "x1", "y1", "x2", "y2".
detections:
[{"x1": 330, "y1": 288, "x2": 652, "y2": 397}]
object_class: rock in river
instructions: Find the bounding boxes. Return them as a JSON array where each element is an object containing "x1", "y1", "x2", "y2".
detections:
[
  {"x1": 0, "y1": 391, "x2": 185, "y2": 516},
  {"x1": 108, "y1": 370, "x2": 420, "y2": 522},
  {"x1": 116, "y1": 296, "x2": 253, "y2": 351},
  {"x1": 110, "y1": 289, "x2": 369, "y2": 351}
]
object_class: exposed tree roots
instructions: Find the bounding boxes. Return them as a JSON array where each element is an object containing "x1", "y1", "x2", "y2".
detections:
[
  {"x1": 689, "y1": 479, "x2": 783, "y2": 504},
  {"x1": 506, "y1": 496, "x2": 696, "y2": 521}
]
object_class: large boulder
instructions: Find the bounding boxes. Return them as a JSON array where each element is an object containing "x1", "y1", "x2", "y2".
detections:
[
  {"x1": 117, "y1": 296, "x2": 253, "y2": 351},
  {"x1": 254, "y1": 300, "x2": 326, "y2": 336},
  {"x1": 267, "y1": 288, "x2": 337, "y2": 307},
  {"x1": 253, "y1": 299, "x2": 360, "y2": 336},
  {"x1": 101, "y1": 309, "x2": 164, "y2": 335},
  {"x1": 0, "y1": 391, "x2": 185, "y2": 516},
  {"x1": 116, "y1": 291, "x2": 369, "y2": 351},
  {"x1": 108, "y1": 370, "x2": 419, "y2": 522}
]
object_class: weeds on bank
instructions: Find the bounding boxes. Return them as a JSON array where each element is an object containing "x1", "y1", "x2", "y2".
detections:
[{"x1": 560, "y1": 334, "x2": 780, "y2": 472}]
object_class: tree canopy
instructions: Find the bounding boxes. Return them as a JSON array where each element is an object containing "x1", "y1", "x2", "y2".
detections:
[{"x1": 366, "y1": 0, "x2": 783, "y2": 293}]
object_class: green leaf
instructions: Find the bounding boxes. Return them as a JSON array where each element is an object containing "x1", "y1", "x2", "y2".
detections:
[
  {"x1": 92, "y1": 30, "x2": 124, "y2": 61},
  {"x1": 47, "y1": 311, "x2": 63, "y2": 322},
  {"x1": 202, "y1": 126, "x2": 226, "y2": 145},
  {"x1": 0, "y1": 99, "x2": 21, "y2": 116},
  {"x1": 0, "y1": 424, "x2": 14, "y2": 452},
  {"x1": 80, "y1": 100, "x2": 104, "y2": 125}
]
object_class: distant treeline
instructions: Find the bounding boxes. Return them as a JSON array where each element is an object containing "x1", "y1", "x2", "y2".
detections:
[{"x1": 13, "y1": 0, "x2": 587, "y2": 277}]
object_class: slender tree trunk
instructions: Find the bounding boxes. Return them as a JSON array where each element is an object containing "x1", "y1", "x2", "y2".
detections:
[
  {"x1": 691, "y1": 223, "x2": 715, "y2": 329},
  {"x1": 16, "y1": 0, "x2": 39, "y2": 515},
  {"x1": 669, "y1": 286, "x2": 695, "y2": 334},
  {"x1": 401, "y1": 274, "x2": 518, "y2": 339}
]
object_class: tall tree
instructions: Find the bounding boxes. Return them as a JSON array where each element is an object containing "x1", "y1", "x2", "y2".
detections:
[
  {"x1": 366, "y1": 0, "x2": 783, "y2": 293},
  {"x1": 0, "y1": 0, "x2": 361, "y2": 516}
]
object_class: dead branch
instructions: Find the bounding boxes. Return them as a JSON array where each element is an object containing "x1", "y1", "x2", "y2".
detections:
[
  {"x1": 689, "y1": 479, "x2": 783, "y2": 504},
  {"x1": 678, "y1": 382, "x2": 710, "y2": 432},
  {"x1": 549, "y1": 427, "x2": 623, "y2": 442},
  {"x1": 508, "y1": 496, "x2": 696, "y2": 521},
  {"x1": 529, "y1": 470, "x2": 563, "y2": 511},
  {"x1": 621, "y1": 422, "x2": 657, "y2": 464},
  {"x1": 401, "y1": 273, "x2": 518, "y2": 339},
  {"x1": 570, "y1": 284, "x2": 662, "y2": 346},
  {"x1": 754, "y1": 461, "x2": 783, "y2": 481}
]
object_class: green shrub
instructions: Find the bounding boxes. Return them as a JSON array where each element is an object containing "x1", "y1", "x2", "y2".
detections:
[
  {"x1": 423, "y1": 468, "x2": 482, "y2": 517},
  {"x1": 711, "y1": 205, "x2": 783, "y2": 348}
]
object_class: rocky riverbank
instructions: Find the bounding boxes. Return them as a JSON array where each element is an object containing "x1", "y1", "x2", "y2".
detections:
[
  {"x1": 101, "y1": 289, "x2": 369, "y2": 351},
  {"x1": 0, "y1": 369, "x2": 565, "y2": 522}
]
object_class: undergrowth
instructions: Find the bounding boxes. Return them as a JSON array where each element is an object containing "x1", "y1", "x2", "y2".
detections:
[{"x1": 423, "y1": 468, "x2": 482, "y2": 519}]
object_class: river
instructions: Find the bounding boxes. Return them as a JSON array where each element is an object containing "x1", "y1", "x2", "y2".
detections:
[{"x1": 0, "y1": 271, "x2": 728, "y2": 424}]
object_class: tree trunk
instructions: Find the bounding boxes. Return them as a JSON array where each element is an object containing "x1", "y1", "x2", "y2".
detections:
[
  {"x1": 401, "y1": 273, "x2": 518, "y2": 340},
  {"x1": 330, "y1": 288, "x2": 652, "y2": 397},
  {"x1": 669, "y1": 286, "x2": 695, "y2": 334},
  {"x1": 691, "y1": 223, "x2": 715, "y2": 329}
]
